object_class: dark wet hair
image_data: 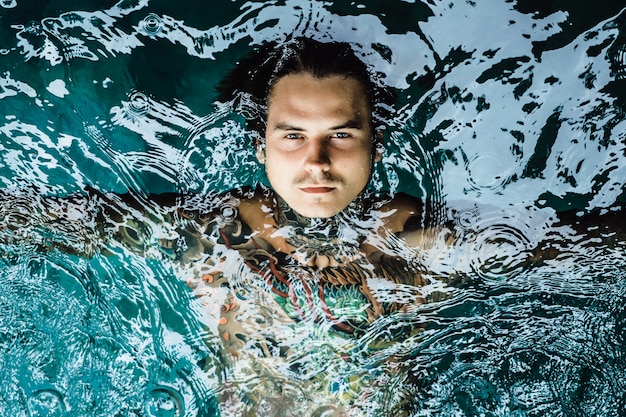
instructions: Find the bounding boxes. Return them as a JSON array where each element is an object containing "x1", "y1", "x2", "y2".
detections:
[{"x1": 217, "y1": 37, "x2": 396, "y2": 137}]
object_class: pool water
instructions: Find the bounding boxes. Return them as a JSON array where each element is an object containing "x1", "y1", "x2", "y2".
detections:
[{"x1": 1, "y1": 0, "x2": 626, "y2": 416}]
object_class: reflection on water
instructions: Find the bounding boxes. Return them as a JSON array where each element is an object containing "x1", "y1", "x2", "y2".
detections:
[{"x1": 1, "y1": 0, "x2": 626, "y2": 416}]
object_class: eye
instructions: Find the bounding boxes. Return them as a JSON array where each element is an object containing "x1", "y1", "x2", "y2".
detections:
[
  {"x1": 331, "y1": 132, "x2": 351, "y2": 139},
  {"x1": 285, "y1": 133, "x2": 303, "y2": 140}
]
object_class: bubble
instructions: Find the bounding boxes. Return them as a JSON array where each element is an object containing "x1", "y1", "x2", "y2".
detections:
[
  {"x1": 141, "y1": 13, "x2": 164, "y2": 35},
  {"x1": 217, "y1": 199, "x2": 239, "y2": 225},
  {"x1": 145, "y1": 387, "x2": 184, "y2": 417},
  {"x1": 451, "y1": 207, "x2": 480, "y2": 230},
  {"x1": 27, "y1": 389, "x2": 66, "y2": 417}
]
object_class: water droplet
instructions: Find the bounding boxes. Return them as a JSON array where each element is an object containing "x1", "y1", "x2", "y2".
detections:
[
  {"x1": 145, "y1": 387, "x2": 184, "y2": 417},
  {"x1": 27, "y1": 389, "x2": 66, "y2": 417},
  {"x1": 141, "y1": 13, "x2": 164, "y2": 35},
  {"x1": 218, "y1": 200, "x2": 238, "y2": 225},
  {"x1": 126, "y1": 91, "x2": 150, "y2": 117},
  {"x1": 452, "y1": 207, "x2": 480, "y2": 230}
]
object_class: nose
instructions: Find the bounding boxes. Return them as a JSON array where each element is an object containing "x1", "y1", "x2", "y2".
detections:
[{"x1": 304, "y1": 139, "x2": 330, "y2": 173}]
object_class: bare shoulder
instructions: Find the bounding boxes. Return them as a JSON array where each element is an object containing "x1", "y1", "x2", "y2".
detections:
[
  {"x1": 375, "y1": 193, "x2": 457, "y2": 251},
  {"x1": 376, "y1": 193, "x2": 423, "y2": 235}
]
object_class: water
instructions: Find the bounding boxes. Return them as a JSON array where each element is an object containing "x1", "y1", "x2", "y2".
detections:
[{"x1": 1, "y1": 0, "x2": 626, "y2": 415}]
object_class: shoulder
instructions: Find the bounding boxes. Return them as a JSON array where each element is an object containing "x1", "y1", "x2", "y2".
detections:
[
  {"x1": 372, "y1": 193, "x2": 458, "y2": 250},
  {"x1": 374, "y1": 193, "x2": 423, "y2": 235},
  {"x1": 176, "y1": 186, "x2": 282, "y2": 251}
]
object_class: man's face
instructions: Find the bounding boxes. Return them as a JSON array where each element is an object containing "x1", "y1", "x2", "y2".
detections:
[{"x1": 262, "y1": 73, "x2": 376, "y2": 218}]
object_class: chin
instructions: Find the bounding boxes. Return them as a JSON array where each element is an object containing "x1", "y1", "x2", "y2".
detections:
[{"x1": 293, "y1": 204, "x2": 343, "y2": 219}]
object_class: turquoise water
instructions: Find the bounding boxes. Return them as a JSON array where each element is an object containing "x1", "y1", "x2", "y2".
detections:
[{"x1": 1, "y1": 0, "x2": 626, "y2": 416}]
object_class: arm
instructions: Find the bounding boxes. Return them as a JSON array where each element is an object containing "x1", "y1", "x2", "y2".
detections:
[
  {"x1": 528, "y1": 203, "x2": 626, "y2": 265},
  {"x1": 365, "y1": 193, "x2": 455, "y2": 252},
  {"x1": 0, "y1": 186, "x2": 188, "y2": 259},
  {"x1": 0, "y1": 188, "x2": 103, "y2": 256}
]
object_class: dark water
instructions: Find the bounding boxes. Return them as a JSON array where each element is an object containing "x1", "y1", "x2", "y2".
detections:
[{"x1": 1, "y1": 0, "x2": 626, "y2": 416}]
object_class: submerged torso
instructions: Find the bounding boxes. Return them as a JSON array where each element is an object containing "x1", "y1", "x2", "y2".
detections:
[{"x1": 176, "y1": 189, "x2": 448, "y2": 340}]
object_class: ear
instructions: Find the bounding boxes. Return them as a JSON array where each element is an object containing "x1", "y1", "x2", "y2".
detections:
[
  {"x1": 373, "y1": 129, "x2": 383, "y2": 162},
  {"x1": 374, "y1": 148, "x2": 383, "y2": 163},
  {"x1": 255, "y1": 138, "x2": 266, "y2": 164}
]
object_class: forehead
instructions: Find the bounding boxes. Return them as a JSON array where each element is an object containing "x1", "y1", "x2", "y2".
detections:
[{"x1": 267, "y1": 73, "x2": 371, "y2": 121}]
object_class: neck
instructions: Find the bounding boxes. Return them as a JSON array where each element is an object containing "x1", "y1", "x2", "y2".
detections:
[{"x1": 274, "y1": 192, "x2": 371, "y2": 258}]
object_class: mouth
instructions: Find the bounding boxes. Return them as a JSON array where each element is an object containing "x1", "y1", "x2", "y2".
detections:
[{"x1": 299, "y1": 186, "x2": 336, "y2": 194}]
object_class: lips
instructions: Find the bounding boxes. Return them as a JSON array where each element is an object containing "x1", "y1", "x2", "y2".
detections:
[{"x1": 299, "y1": 186, "x2": 336, "y2": 194}]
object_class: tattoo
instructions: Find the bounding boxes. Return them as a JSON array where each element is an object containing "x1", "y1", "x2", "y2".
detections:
[{"x1": 274, "y1": 193, "x2": 370, "y2": 260}]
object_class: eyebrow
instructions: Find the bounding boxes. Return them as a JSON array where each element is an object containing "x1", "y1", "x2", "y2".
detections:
[
  {"x1": 272, "y1": 119, "x2": 363, "y2": 131},
  {"x1": 331, "y1": 120, "x2": 363, "y2": 130},
  {"x1": 273, "y1": 123, "x2": 304, "y2": 131}
]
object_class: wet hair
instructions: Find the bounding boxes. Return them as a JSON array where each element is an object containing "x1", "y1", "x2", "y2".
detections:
[{"x1": 217, "y1": 37, "x2": 396, "y2": 138}]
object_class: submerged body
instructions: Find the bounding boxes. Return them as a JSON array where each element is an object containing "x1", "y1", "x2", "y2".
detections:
[
  {"x1": 172, "y1": 186, "x2": 448, "y2": 414},
  {"x1": 2, "y1": 186, "x2": 626, "y2": 415}
]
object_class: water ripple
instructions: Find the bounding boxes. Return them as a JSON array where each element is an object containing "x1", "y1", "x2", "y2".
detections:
[
  {"x1": 1, "y1": 1, "x2": 626, "y2": 416},
  {"x1": 141, "y1": 13, "x2": 164, "y2": 36},
  {"x1": 126, "y1": 90, "x2": 151, "y2": 118},
  {"x1": 145, "y1": 386, "x2": 184, "y2": 417},
  {"x1": 27, "y1": 388, "x2": 66, "y2": 417},
  {"x1": 445, "y1": 204, "x2": 553, "y2": 282}
]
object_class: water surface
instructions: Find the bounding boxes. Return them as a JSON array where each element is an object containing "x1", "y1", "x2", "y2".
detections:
[{"x1": 1, "y1": 0, "x2": 625, "y2": 416}]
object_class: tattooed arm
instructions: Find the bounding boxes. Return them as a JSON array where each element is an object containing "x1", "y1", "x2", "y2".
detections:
[
  {"x1": 0, "y1": 186, "x2": 202, "y2": 260},
  {"x1": 0, "y1": 187, "x2": 105, "y2": 256}
]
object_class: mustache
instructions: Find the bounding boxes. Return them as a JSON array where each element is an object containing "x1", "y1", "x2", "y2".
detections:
[{"x1": 293, "y1": 172, "x2": 344, "y2": 186}]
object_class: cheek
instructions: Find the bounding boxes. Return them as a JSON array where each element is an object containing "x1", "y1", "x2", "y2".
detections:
[
  {"x1": 345, "y1": 149, "x2": 374, "y2": 171},
  {"x1": 341, "y1": 164, "x2": 371, "y2": 192},
  {"x1": 264, "y1": 154, "x2": 290, "y2": 185},
  {"x1": 265, "y1": 149, "x2": 288, "y2": 172}
]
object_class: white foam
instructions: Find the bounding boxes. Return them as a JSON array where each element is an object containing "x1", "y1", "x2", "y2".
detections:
[{"x1": 46, "y1": 79, "x2": 69, "y2": 98}]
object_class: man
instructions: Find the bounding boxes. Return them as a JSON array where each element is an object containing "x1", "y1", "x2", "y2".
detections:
[
  {"x1": 195, "y1": 37, "x2": 438, "y2": 335},
  {"x1": 216, "y1": 37, "x2": 428, "y2": 266},
  {"x1": 0, "y1": 37, "x2": 435, "y2": 345},
  {"x1": 220, "y1": 37, "x2": 391, "y2": 218},
  {"x1": 178, "y1": 38, "x2": 441, "y2": 414}
]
